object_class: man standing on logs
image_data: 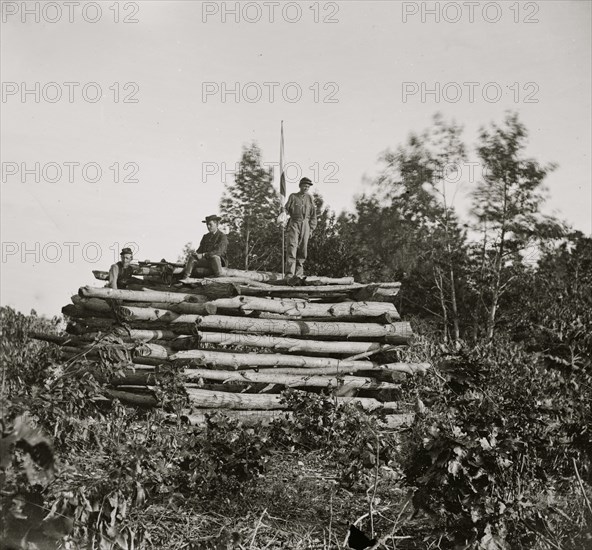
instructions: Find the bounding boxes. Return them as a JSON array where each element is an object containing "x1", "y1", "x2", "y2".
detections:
[
  {"x1": 282, "y1": 177, "x2": 317, "y2": 277},
  {"x1": 181, "y1": 214, "x2": 228, "y2": 280}
]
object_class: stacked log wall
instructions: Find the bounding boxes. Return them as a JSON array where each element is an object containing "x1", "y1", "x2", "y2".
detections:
[{"x1": 32, "y1": 262, "x2": 428, "y2": 426}]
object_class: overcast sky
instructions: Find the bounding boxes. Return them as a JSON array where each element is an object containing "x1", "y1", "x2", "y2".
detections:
[{"x1": 1, "y1": 0, "x2": 590, "y2": 316}]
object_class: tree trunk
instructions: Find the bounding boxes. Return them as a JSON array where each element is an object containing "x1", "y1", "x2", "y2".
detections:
[
  {"x1": 449, "y1": 264, "x2": 460, "y2": 341},
  {"x1": 244, "y1": 226, "x2": 250, "y2": 271},
  {"x1": 433, "y1": 266, "x2": 449, "y2": 343}
]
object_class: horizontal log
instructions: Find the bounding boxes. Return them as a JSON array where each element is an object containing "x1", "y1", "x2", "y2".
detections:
[
  {"x1": 243, "y1": 287, "x2": 400, "y2": 302},
  {"x1": 249, "y1": 282, "x2": 400, "y2": 294},
  {"x1": 187, "y1": 267, "x2": 356, "y2": 285},
  {"x1": 180, "y1": 279, "x2": 400, "y2": 300},
  {"x1": 93, "y1": 265, "x2": 184, "y2": 280},
  {"x1": 190, "y1": 373, "x2": 397, "y2": 389},
  {"x1": 252, "y1": 362, "x2": 429, "y2": 376},
  {"x1": 97, "y1": 263, "x2": 357, "y2": 286},
  {"x1": 175, "y1": 409, "x2": 290, "y2": 425},
  {"x1": 36, "y1": 332, "x2": 170, "y2": 348},
  {"x1": 138, "y1": 260, "x2": 184, "y2": 268},
  {"x1": 113, "y1": 368, "x2": 398, "y2": 390},
  {"x1": 67, "y1": 316, "x2": 412, "y2": 342},
  {"x1": 61, "y1": 328, "x2": 176, "y2": 342},
  {"x1": 59, "y1": 342, "x2": 169, "y2": 360},
  {"x1": 195, "y1": 315, "x2": 413, "y2": 341},
  {"x1": 180, "y1": 332, "x2": 385, "y2": 355},
  {"x1": 66, "y1": 318, "x2": 197, "y2": 335},
  {"x1": 185, "y1": 388, "x2": 398, "y2": 412},
  {"x1": 116, "y1": 305, "x2": 213, "y2": 322},
  {"x1": 383, "y1": 362, "x2": 430, "y2": 375},
  {"x1": 80, "y1": 286, "x2": 209, "y2": 304},
  {"x1": 74, "y1": 295, "x2": 213, "y2": 315},
  {"x1": 105, "y1": 389, "x2": 157, "y2": 406},
  {"x1": 62, "y1": 304, "x2": 113, "y2": 319},
  {"x1": 103, "y1": 386, "x2": 402, "y2": 413},
  {"x1": 120, "y1": 329, "x2": 177, "y2": 341},
  {"x1": 72, "y1": 295, "x2": 114, "y2": 314},
  {"x1": 249, "y1": 311, "x2": 398, "y2": 324},
  {"x1": 185, "y1": 280, "x2": 364, "y2": 292},
  {"x1": 171, "y1": 349, "x2": 380, "y2": 370},
  {"x1": 209, "y1": 296, "x2": 400, "y2": 320},
  {"x1": 194, "y1": 268, "x2": 284, "y2": 282},
  {"x1": 173, "y1": 410, "x2": 413, "y2": 427},
  {"x1": 30, "y1": 331, "x2": 86, "y2": 346}
]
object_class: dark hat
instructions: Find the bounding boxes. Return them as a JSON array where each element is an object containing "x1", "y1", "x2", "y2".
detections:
[
  {"x1": 202, "y1": 214, "x2": 222, "y2": 224},
  {"x1": 120, "y1": 247, "x2": 133, "y2": 256},
  {"x1": 299, "y1": 177, "x2": 313, "y2": 187}
]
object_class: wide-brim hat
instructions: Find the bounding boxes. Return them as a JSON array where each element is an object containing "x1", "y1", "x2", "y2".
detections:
[
  {"x1": 202, "y1": 214, "x2": 222, "y2": 224},
  {"x1": 299, "y1": 177, "x2": 313, "y2": 187}
]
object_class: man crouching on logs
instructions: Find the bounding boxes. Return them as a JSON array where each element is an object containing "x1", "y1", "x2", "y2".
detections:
[{"x1": 180, "y1": 214, "x2": 229, "y2": 281}]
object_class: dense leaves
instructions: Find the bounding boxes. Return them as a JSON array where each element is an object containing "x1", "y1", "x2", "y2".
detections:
[{"x1": 219, "y1": 142, "x2": 283, "y2": 271}]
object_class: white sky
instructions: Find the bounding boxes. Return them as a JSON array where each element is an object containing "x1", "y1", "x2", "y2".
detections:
[{"x1": 1, "y1": 0, "x2": 591, "y2": 316}]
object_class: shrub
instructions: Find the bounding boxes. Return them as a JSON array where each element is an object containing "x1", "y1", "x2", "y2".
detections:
[{"x1": 404, "y1": 342, "x2": 591, "y2": 549}]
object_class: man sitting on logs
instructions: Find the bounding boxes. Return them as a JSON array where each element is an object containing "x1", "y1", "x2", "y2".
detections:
[
  {"x1": 108, "y1": 247, "x2": 136, "y2": 289},
  {"x1": 180, "y1": 214, "x2": 228, "y2": 280}
]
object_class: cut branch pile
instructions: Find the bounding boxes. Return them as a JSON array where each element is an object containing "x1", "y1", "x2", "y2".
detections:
[{"x1": 31, "y1": 262, "x2": 429, "y2": 426}]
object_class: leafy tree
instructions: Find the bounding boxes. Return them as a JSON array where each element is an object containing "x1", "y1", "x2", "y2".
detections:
[
  {"x1": 469, "y1": 112, "x2": 565, "y2": 340},
  {"x1": 219, "y1": 143, "x2": 282, "y2": 271},
  {"x1": 346, "y1": 114, "x2": 469, "y2": 341},
  {"x1": 177, "y1": 241, "x2": 194, "y2": 263},
  {"x1": 304, "y1": 193, "x2": 355, "y2": 277}
]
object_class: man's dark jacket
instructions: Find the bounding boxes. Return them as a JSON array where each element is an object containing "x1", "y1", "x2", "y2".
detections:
[{"x1": 197, "y1": 231, "x2": 228, "y2": 266}]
